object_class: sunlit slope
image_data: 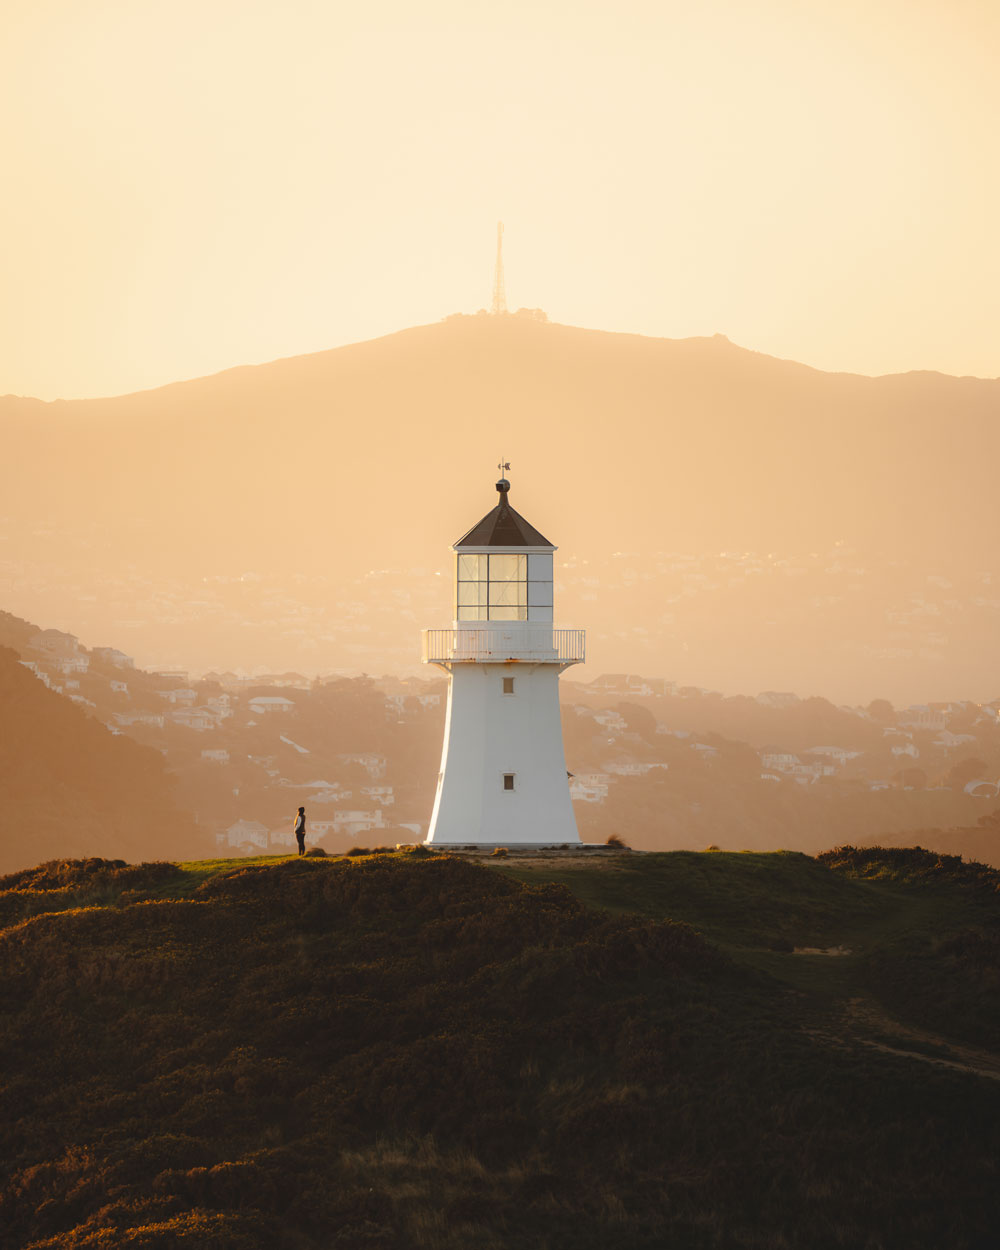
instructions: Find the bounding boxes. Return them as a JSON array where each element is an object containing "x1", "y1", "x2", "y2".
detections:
[
  {"x1": 0, "y1": 849, "x2": 997, "y2": 1249},
  {"x1": 498, "y1": 846, "x2": 1000, "y2": 1048},
  {"x1": 0, "y1": 646, "x2": 201, "y2": 874},
  {"x1": 4, "y1": 317, "x2": 999, "y2": 571}
]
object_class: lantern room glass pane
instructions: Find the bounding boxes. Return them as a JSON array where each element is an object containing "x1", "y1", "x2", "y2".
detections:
[
  {"x1": 490, "y1": 605, "x2": 527, "y2": 621},
  {"x1": 488, "y1": 553, "x2": 526, "y2": 582},
  {"x1": 489, "y1": 580, "x2": 527, "y2": 607},
  {"x1": 458, "y1": 554, "x2": 487, "y2": 581},
  {"x1": 458, "y1": 582, "x2": 487, "y2": 607},
  {"x1": 527, "y1": 553, "x2": 553, "y2": 581}
]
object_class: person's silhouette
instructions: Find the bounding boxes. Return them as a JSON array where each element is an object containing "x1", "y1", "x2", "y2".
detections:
[{"x1": 294, "y1": 807, "x2": 306, "y2": 855}]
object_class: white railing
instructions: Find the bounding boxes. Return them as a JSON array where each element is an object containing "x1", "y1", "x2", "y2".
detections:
[{"x1": 422, "y1": 627, "x2": 586, "y2": 665}]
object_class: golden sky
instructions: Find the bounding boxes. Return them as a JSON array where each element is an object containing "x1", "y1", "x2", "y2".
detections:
[{"x1": 2, "y1": 0, "x2": 997, "y2": 400}]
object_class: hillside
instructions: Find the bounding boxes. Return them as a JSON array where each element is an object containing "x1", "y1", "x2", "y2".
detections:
[
  {"x1": 1, "y1": 847, "x2": 998, "y2": 1248},
  {"x1": 0, "y1": 646, "x2": 202, "y2": 873},
  {"x1": 6, "y1": 606, "x2": 1000, "y2": 867},
  {"x1": 4, "y1": 317, "x2": 1000, "y2": 701}
]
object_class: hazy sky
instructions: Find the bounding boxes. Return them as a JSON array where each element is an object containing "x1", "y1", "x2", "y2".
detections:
[{"x1": 2, "y1": 0, "x2": 998, "y2": 400}]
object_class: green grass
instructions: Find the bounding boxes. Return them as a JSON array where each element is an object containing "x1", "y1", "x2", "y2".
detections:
[
  {"x1": 1, "y1": 847, "x2": 998, "y2": 1248},
  {"x1": 495, "y1": 848, "x2": 1000, "y2": 1044}
]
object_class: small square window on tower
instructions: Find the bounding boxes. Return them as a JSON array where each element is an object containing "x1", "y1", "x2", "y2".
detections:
[
  {"x1": 502, "y1": 677, "x2": 515, "y2": 695},
  {"x1": 503, "y1": 773, "x2": 515, "y2": 791}
]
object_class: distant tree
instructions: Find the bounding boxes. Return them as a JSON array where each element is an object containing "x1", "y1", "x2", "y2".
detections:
[
  {"x1": 946, "y1": 758, "x2": 989, "y2": 790},
  {"x1": 616, "y1": 702, "x2": 658, "y2": 740},
  {"x1": 895, "y1": 767, "x2": 928, "y2": 790},
  {"x1": 867, "y1": 698, "x2": 896, "y2": 725}
]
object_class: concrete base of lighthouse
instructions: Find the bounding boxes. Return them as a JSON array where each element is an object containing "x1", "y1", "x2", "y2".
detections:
[{"x1": 425, "y1": 662, "x2": 581, "y2": 847}]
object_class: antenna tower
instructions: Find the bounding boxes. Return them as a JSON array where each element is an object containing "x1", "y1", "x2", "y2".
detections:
[{"x1": 491, "y1": 221, "x2": 508, "y2": 315}]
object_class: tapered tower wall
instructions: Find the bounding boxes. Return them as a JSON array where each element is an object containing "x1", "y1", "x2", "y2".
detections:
[
  {"x1": 422, "y1": 475, "x2": 583, "y2": 847},
  {"x1": 426, "y1": 661, "x2": 579, "y2": 845}
]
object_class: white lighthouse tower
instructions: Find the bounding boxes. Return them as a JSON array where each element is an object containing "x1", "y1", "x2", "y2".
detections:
[{"x1": 422, "y1": 471, "x2": 585, "y2": 847}]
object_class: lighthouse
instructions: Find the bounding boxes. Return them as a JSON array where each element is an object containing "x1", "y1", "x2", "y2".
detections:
[{"x1": 422, "y1": 472, "x2": 585, "y2": 847}]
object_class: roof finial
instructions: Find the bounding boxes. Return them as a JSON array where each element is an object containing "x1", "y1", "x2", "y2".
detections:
[{"x1": 496, "y1": 458, "x2": 511, "y2": 498}]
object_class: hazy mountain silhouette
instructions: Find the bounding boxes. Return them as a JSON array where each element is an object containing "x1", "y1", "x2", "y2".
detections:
[
  {"x1": 0, "y1": 646, "x2": 201, "y2": 873},
  {"x1": 4, "y1": 318, "x2": 999, "y2": 699}
]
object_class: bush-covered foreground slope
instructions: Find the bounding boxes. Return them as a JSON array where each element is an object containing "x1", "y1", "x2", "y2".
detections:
[{"x1": 1, "y1": 849, "x2": 998, "y2": 1249}]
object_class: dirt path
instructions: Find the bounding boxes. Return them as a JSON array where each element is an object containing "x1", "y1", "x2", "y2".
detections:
[{"x1": 841, "y1": 997, "x2": 1000, "y2": 1082}]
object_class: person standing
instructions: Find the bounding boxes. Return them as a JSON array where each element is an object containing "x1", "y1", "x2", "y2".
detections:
[{"x1": 294, "y1": 806, "x2": 306, "y2": 856}]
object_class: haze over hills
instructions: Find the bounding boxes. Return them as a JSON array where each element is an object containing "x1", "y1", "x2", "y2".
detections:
[
  {"x1": 4, "y1": 316, "x2": 1000, "y2": 702},
  {"x1": 0, "y1": 645, "x2": 201, "y2": 873}
]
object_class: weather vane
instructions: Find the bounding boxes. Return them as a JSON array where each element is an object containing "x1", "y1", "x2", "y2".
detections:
[{"x1": 498, "y1": 458, "x2": 510, "y2": 477}]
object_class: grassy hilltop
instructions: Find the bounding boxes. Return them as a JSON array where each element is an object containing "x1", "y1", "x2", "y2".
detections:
[{"x1": 0, "y1": 847, "x2": 998, "y2": 1249}]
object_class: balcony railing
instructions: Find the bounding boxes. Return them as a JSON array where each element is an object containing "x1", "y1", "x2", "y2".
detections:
[{"x1": 422, "y1": 627, "x2": 586, "y2": 665}]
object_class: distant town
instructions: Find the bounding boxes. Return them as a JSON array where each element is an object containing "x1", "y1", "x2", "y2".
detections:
[
  {"x1": 6, "y1": 611, "x2": 999, "y2": 866},
  {"x1": 5, "y1": 523, "x2": 1000, "y2": 710}
]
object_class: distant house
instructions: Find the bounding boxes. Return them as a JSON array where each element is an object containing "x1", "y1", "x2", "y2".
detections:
[
  {"x1": 605, "y1": 759, "x2": 653, "y2": 776},
  {"x1": 303, "y1": 820, "x2": 338, "y2": 840},
  {"x1": 569, "y1": 778, "x2": 609, "y2": 803},
  {"x1": 589, "y1": 674, "x2": 630, "y2": 693},
  {"x1": 762, "y1": 752, "x2": 799, "y2": 772},
  {"x1": 93, "y1": 647, "x2": 134, "y2": 669},
  {"x1": 110, "y1": 680, "x2": 129, "y2": 694},
  {"x1": 337, "y1": 753, "x2": 387, "y2": 779},
  {"x1": 56, "y1": 655, "x2": 89, "y2": 675},
  {"x1": 28, "y1": 629, "x2": 80, "y2": 658},
  {"x1": 934, "y1": 730, "x2": 977, "y2": 749},
  {"x1": 803, "y1": 746, "x2": 862, "y2": 767},
  {"x1": 171, "y1": 707, "x2": 215, "y2": 731},
  {"x1": 157, "y1": 688, "x2": 198, "y2": 706},
  {"x1": 219, "y1": 820, "x2": 270, "y2": 849},
  {"x1": 899, "y1": 705, "x2": 948, "y2": 731},
  {"x1": 201, "y1": 749, "x2": 230, "y2": 764},
  {"x1": 756, "y1": 692, "x2": 800, "y2": 709},
  {"x1": 248, "y1": 696, "x2": 296, "y2": 715},
  {"x1": 361, "y1": 786, "x2": 395, "y2": 806},
  {"x1": 891, "y1": 743, "x2": 920, "y2": 759},
  {"x1": 576, "y1": 772, "x2": 611, "y2": 788},
  {"x1": 332, "y1": 809, "x2": 385, "y2": 836}
]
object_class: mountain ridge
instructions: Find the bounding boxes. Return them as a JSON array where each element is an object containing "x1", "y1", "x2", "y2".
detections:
[
  {"x1": 5, "y1": 315, "x2": 1000, "y2": 699},
  {"x1": 5, "y1": 317, "x2": 999, "y2": 409}
]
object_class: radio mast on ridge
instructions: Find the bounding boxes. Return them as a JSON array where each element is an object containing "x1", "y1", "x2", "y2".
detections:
[{"x1": 491, "y1": 221, "x2": 508, "y2": 315}]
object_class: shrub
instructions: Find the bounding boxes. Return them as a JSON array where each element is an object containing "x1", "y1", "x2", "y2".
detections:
[
  {"x1": 491, "y1": 848, "x2": 509, "y2": 858},
  {"x1": 346, "y1": 848, "x2": 371, "y2": 858},
  {"x1": 606, "y1": 835, "x2": 628, "y2": 850},
  {"x1": 304, "y1": 848, "x2": 327, "y2": 858},
  {"x1": 370, "y1": 846, "x2": 394, "y2": 855}
]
